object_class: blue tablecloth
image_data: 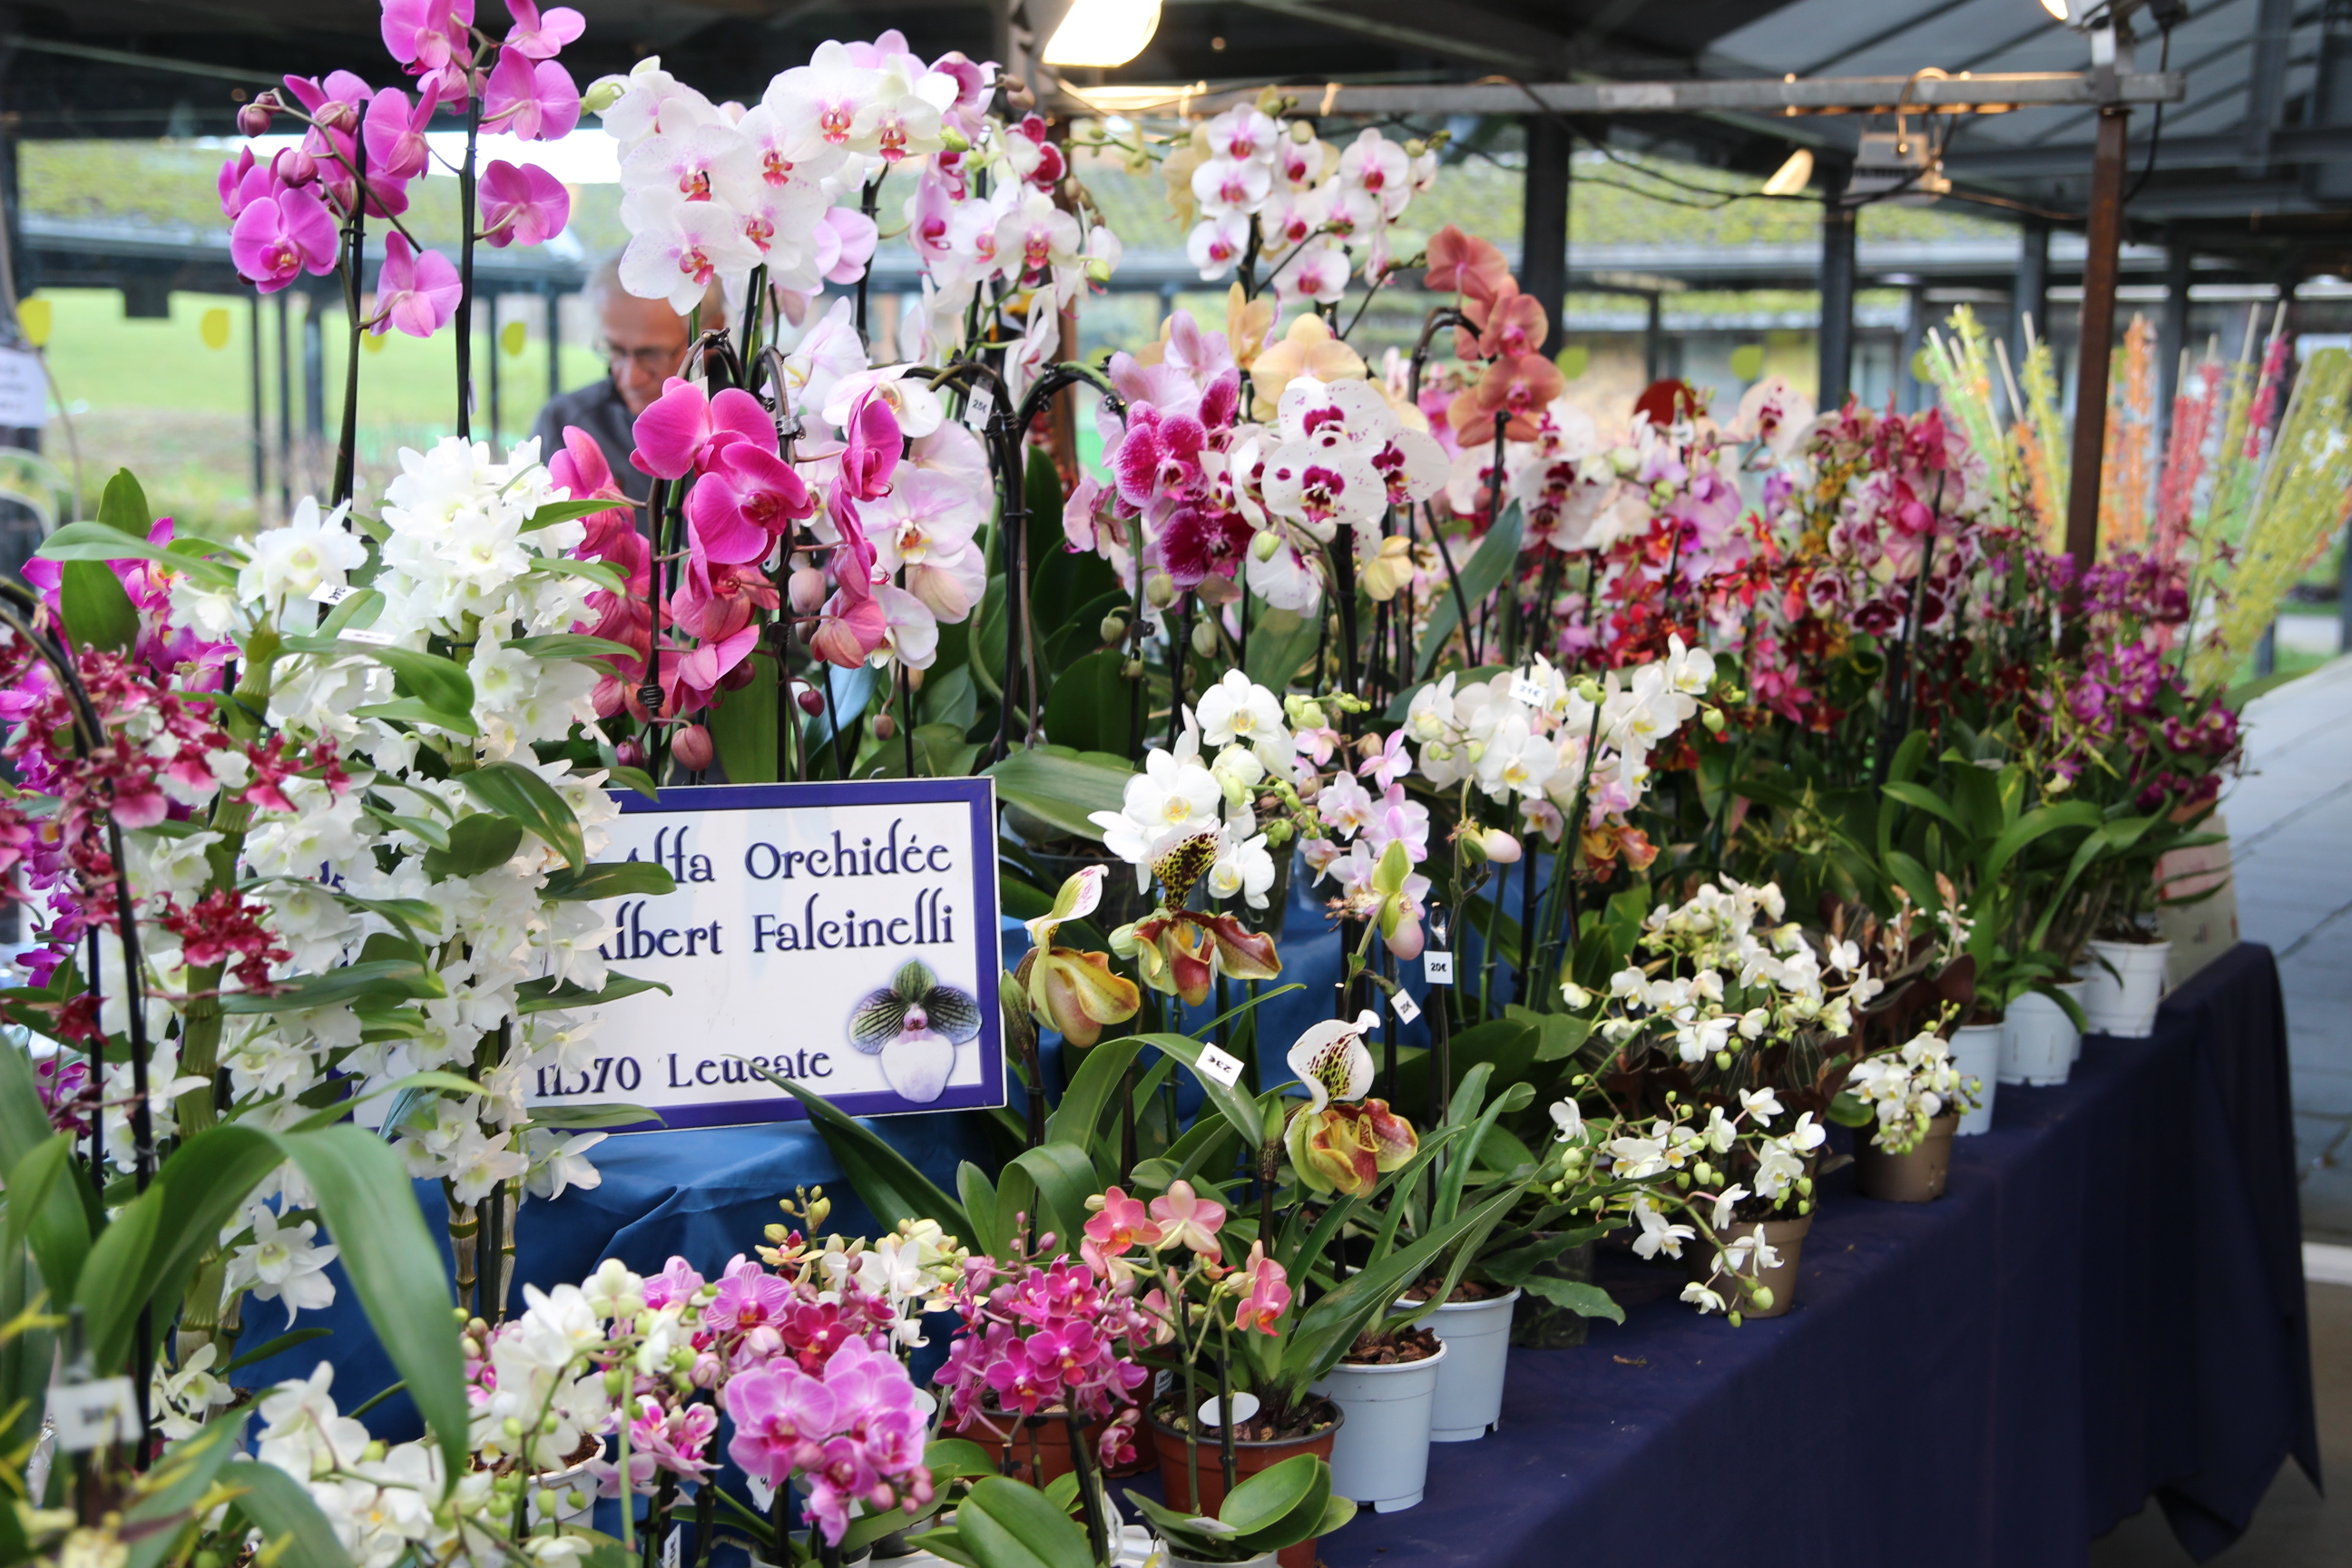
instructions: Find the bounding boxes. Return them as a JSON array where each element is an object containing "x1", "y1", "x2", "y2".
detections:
[{"x1": 1316, "y1": 942, "x2": 2318, "y2": 1568}]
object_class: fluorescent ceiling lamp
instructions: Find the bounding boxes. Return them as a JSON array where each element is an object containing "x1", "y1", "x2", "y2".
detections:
[
  {"x1": 1760, "y1": 148, "x2": 1814, "y2": 197},
  {"x1": 2040, "y1": 0, "x2": 2069, "y2": 17},
  {"x1": 1044, "y1": 0, "x2": 1162, "y2": 67}
]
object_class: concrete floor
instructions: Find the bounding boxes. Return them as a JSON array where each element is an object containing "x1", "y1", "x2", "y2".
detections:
[{"x1": 2088, "y1": 657, "x2": 2352, "y2": 1562}]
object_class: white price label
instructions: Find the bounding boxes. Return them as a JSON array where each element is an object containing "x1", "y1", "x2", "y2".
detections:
[
  {"x1": 49, "y1": 1378, "x2": 135, "y2": 1452},
  {"x1": 1193, "y1": 1044, "x2": 1245, "y2": 1088},
  {"x1": 660, "y1": 1524, "x2": 681, "y2": 1568},
  {"x1": 965, "y1": 385, "x2": 996, "y2": 431},
  {"x1": 1510, "y1": 673, "x2": 1549, "y2": 710},
  {"x1": 308, "y1": 582, "x2": 358, "y2": 606},
  {"x1": 1391, "y1": 989, "x2": 1421, "y2": 1024},
  {"x1": 1423, "y1": 951, "x2": 1455, "y2": 985},
  {"x1": 338, "y1": 627, "x2": 397, "y2": 647}
]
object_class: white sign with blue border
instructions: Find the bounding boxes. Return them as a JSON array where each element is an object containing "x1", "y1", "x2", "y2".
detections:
[{"x1": 530, "y1": 778, "x2": 1005, "y2": 1129}]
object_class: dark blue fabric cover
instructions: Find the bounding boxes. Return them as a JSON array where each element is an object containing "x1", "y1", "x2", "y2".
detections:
[{"x1": 1316, "y1": 942, "x2": 2317, "y2": 1568}]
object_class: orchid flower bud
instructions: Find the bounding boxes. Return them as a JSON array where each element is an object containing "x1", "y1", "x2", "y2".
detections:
[
  {"x1": 1144, "y1": 570, "x2": 1177, "y2": 608},
  {"x1": 795, "y1": 681, "x2": 825, "y2": 715},
  {"x1": 237, "y1": 99, "x2": 277, "y2": 137},
  {"x1": 1250, "y1": 528, "x2": 1282, "y2": 563},
  {"x1": 1085, "y1": 257, "x2": 1114, "y2": 285},
  {"x1": 1480, "y1": 828, "x2": 1522, "y2": 863},
  {"x1": 789, "y1": 566, "x2": 828, "y2": 614},
  {"x1": 940, "y1": 125, "x2": 971, "y2": 152},
  {"x1": 316, "y1": 99, "x2": 358, "y2": 134},
  {"x1": 1702, "y1": 706, "x2": 1727, "y2": 734},
  {"x1": 1100, "y1": 611, "x2": 1128, "y2": 642},
  {"x1": 271, "y1": 147, "x2": 318, "y2": 187},
  {"x1": 583, "y1": 75, "x2": 630, "y2": 113},
  {"x1": 614, "y1": 739, "x2": 645, "y2": 769},
  {"x1": 873, "y1": 713, "x2": 897, "y2": 740},
  {"x1": 1191, "y1": 619, "x2": 1219, "y2": 657},
  {"x1": 671, "y1": 724, "x2": 715, "y2": 772}
]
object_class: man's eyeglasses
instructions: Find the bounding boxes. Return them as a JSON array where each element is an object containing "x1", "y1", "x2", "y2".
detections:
[{"x1": 602, "y1": 341, "x2": 684, "y2": 372}]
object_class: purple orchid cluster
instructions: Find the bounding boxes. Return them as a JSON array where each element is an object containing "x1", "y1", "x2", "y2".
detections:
[
  {"x1": 933, "y1": 1242, "x2": 1159, "y2": 1470},
  {"x1": 220, "y1": 0, "x2": 582, "y2": 335}
]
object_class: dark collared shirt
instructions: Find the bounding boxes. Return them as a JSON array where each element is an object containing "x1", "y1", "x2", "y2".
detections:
[{"x1": 530, "y1": 377, "x2": 653, "y2": 509}]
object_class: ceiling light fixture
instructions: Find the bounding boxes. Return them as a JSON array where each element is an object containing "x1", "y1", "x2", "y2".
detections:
[
  {"x1": 2040, "y1": 0, "x2": 2069, "y2": 17},
  {"x1": 1044, "y1": 0, "x2": 1163, "y2": 68}
]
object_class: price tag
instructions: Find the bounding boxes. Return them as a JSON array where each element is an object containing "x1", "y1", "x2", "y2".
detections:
[
  {"x1": 965, "y1": 384, "x2": 995, "y2": 431},
  {"x1": 1391, "y1": 990, "x2": 1421, "y2": 1024},
  {"x1": 1509, "y1": 672, "x2": 1549, "y2": 710},
  {"x1": 308, "y1": 582, "x2": 357, "y2": 605},
  {"x1": 1193, "y1": 1044, "x2": 1245, "y2": 1088},
  {"x1": 48, "y1": 1378, "x2": 135, "y2": 1452},
  {"x1": 339, "y1": 627, "x2": 397, "y2": 647},
  {"x1": 1423, "y1": 951, "x2": 1455, "y2": 985},
  {"x1": 660, "y1": 1524, "x2": 681, "y2": 1568}
]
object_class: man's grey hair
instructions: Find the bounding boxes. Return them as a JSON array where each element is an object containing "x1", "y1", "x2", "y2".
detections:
[{"x1": 586, "y1": 252, "x2": 726, "y2": 322}]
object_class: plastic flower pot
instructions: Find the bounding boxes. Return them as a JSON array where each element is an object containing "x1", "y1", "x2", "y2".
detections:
[
  {"x1": 946, "y1": 1402, "x2": 1109, "y2": 1486},
  {"x1": 1853, "y1": 1113, "x2": 1960, "y2": 1202},
  {"x1": 1148, "y1": 1397, "x2": 1342, "y2": 1568},
  {"x1": 2059, "y1": 979, "x2": 2089, "y2": 1063},
  {"x1": 1309, "y1": 1338, "x2": 1446, "y2": 1513},
  {"x1": 1950, "y1": 1022, "x2": 2002, "y2": 1135},
  {"x1": 2000, "y1": 988, "x2": 2079, "y2": 1085},
  {"x1": 1510, "y1": 1240, "x2": 1598, "y2": 1349},
  {"x1": 1392, "y1": 1287, "x2": 1522, "y2": 1442},
  {"x1": 1700, "y1": 1212, "x2": 1812, "y2": 1318},
  {"x1": 1163, "y1": 1553, "x2": 1280, "y2": 1568},
  {"x1": 2082, "y1": 937, "x2": 2171, "y2": 1039}
]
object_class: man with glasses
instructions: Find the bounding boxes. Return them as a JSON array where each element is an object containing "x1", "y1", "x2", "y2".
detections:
[{"x1": 530, "y1": 254, "x2": 721, "y2": 508}]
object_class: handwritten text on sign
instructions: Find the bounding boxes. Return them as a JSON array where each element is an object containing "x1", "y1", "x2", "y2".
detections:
[{"x1": 530, "y1": 779, "x2": 1004, "y2": 1129}]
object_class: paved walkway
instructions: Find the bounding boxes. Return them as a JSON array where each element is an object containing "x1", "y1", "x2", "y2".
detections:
[{"x1": 2226, "y1": 652, "x2": 2352, "y2": 1240}]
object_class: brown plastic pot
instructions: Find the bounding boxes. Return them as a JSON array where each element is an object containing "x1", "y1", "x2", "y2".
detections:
[
  {"x1": 1149, "y1": 1397, "x2": 1342, "y2": 1568},
  {"x1": 946, "y1": 1403, "x2": 1107, "y2": 1486},
  {"x1": 1853, "y1": 1113, "x2": 1960, "y2": 1203},
  {"x1": 1691, "y1": 1212, "x2": 1813, "y2": 1319}
]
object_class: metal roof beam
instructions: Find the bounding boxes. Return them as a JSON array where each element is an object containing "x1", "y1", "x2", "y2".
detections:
[
  {"x1": 1948, "y1": 122, "x2": 2352, "y2": 176},
  {"x1": 1166, "y1": 71, "x2": 2183, "y2": 117}
]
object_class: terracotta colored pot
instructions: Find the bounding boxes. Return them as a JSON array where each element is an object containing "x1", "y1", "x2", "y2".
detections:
[
  {"x1": 1690, "y1": 1211, "x2": 1813, "y2": 1319},
  {"x1": 1854, "y1": 1113, "x2": 1960, "y2": 1203},
  {"x1": 1149, "y1": 1397, "x2": 1342, "y2": 1568},
  {"x1": 947, "y1": 1404, "x2": 1105, "y2": 1486}
]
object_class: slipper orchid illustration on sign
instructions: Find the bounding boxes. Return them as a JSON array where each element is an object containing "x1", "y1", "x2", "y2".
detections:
[{"x1": 850, "y1": 958, "x2": 983, "y2": 1102}]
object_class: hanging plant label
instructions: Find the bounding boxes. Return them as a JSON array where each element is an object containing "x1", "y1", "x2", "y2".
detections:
[
  {"x1": 1197, "y1": 1391, "x2": 1259, "y2": 1429},
  {"x1": 49, "y1": 1378, "x2": 136, "y2": 1452},
  {"x1": 1423, "y1": 951, "x2": 1455, "y2": 985},
  {"x1": 965, "y1": 384, "x2": 995, "y2": 431},
  {"x1": 524, "y1": 779, "x2": 1007, "y2": 1130},
  {"x1": 1509, "y1": 672, "x2": 1549, "y2": 710},
  {"x1": 1391, "y1": 989, "x2": 1421, "y2": 1024},
  {"x1": 1193, "y1": 1043, "x2": 1246, "y2": 1087}
]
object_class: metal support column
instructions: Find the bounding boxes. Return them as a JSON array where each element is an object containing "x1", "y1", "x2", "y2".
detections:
[
  {"x1": 249, "y1": 296, "x2": 265, "y2": 505},
  {"x1": 545, "y1": 288, "x2": 562, "y2": 403},
  {"x1": 485, "y1": 293, "x2": 501, "y2": 450},
  {"x1": 1899, "y1": 286, "x2": 1928, "y2": 414},
  {"x1": 1818, "y1": 162, "x2": 1857, "y2": 409},
  {"x1": 276, "y1": 292, "x2": 293, "y2": 517},
  {"x1": 2157, "y1": 243, "x2": 2191, "y2": 436},
  {"x1": 1522, "y1": 114, "x2": 1571, "y2": 358},
  {"x1": 2014, "y1": 217, "x2": 2050, "y2": 374},
  {"x1": 301, "y1": 292, "x2": 326, "y2": 495},
  {"x1": 1643, "y1": 293, "x2": 1663, "y2": 385},
  {"x1": 2065, "y1": 105, "x2": 2132, "y2": 568}
]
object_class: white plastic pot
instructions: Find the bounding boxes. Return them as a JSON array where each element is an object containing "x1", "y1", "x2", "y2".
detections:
[
  {"x1": 2082, "y1": 938, "x2": 2171, "y2": 1038},
  {"x1": 1391, "y1": 1289, "x2": 1521, "y2": 1442},
  {"x1": 1999, "y1": 988, "x2": 2078, "y2": 1086},
  {"x1": 2059, "y1": 978, "x2": 2089, "y2": 1063},
  {"x1": 1949, "y1": 1023, "x2": 2002, "y2": 1136},
  {"x1": 1308, "y1": 1338, "x2": 1446, "y2": 1513},
  {"x1": 1162, "y1": 1552, "x2": 1278, "y2": 1568}
]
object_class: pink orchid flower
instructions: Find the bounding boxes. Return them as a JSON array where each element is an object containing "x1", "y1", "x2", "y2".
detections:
[
  {"x1": 379, "y1": 0, "x2": 474, "y2": 93},
  {"x1": 477, "y1": 159, "x2": 571, "y2": 247},
  {"x1": 812, "y1": 205, "x2": 879, "y2": 285},
  {"x1": 361, "y1": 82, "x2": 440, "y2": 183},
  {"x1": 809, "y1": 517, "x2": 890, "y2": 670},
  {"x1": 482, "y1": 46, "x2": 580, "y2": 142},
  {"x1": 1082, "y1": 1186, "x2": 1162, "y2": 1254},
  {"x1": 230, "y1": 188, "x2": 339, "y2": 293},
  {"x1": 835, "y1": 389, "x2": 901, "y2": 502},
  {"x1": 631, "y1": 378, "x2": 775, "y2": 481},
  {"x1": 1234, "y1": 1241, "x2": 1291, "y2": 1333},
  {"x1": 1357, "y1": 728, "x2": 1413, "y2": 790},
  {"x1": 372, "y1": 232, "x2": 461, "y2": 337},
  {"x1": 685, "y1": 443, "x2": 812, "y2": 565},
  {"x1": 672, "y1": 555, "x2": 779, "y2": 642},
  {"x1": 503, "y1": 0, "x2": 584, "y2": 57},
  {"x1": 1148, "y1": 1180, "x2": 1226, "y2": 1255}
]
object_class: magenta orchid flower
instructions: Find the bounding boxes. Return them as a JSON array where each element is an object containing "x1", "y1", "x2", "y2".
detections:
[
  {"x1": 1234, "y1": 1240, "x2": 1291, "y2": 1333},
  {"x1": 835, "y1": 390, "x2": 902, "y2": 502},
  {"x1": 230, "y1": 188, "x2": 339, "y2": 293},
  {"x1": 477, "y1": 159, "x2": 571, "y2": 247},
  {"x1": 685, "y1": 443, "x2": 812, "y2": 565},
  {"x1": 502, "y1": 0, "x2": 584, "y2": 57},
  {"x1": 361, "y1": 82, "x2": 440, "y2": 183},
  {"x1": 379, "y1": 0, "x2": 473, "y2": 94},
  {"x1": 482, "y1": 45, "x2": 581, "y2": 142},
  {"x1": 1081, "y1": 1186, "x2": 1161, "y2": 1253},
  {"x1": 630, "y1": 378, "x2": 775, "y2": 481},
  {"x1": 372, "y1": 232, "x2": 461, "y2": 337}
]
